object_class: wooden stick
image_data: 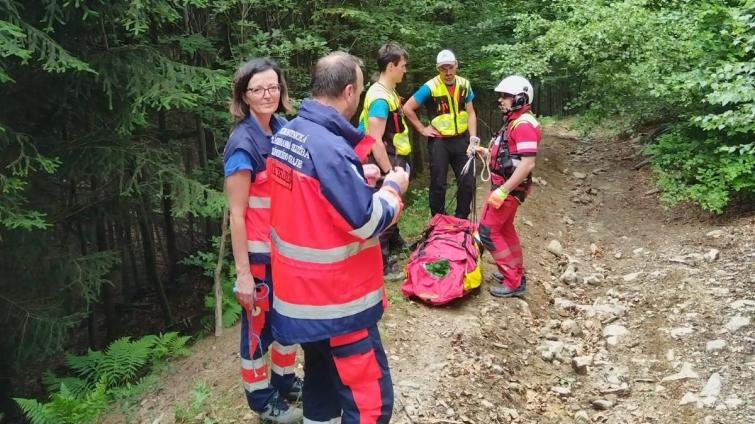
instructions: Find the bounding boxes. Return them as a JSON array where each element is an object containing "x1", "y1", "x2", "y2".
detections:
[{"x1": 214, "y1": 207, "x2": 229, "y2": 337}]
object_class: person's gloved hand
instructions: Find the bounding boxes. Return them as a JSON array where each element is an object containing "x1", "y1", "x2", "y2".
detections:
[
  {"x1": 362, "y1": 163, "x2": 380, "y2": 187},
  {"x1": 487, "y1": 186, "x2": 509, "y2": 209},
  {"x1": 467, "y1": 136, "x2": 481, "y2": 157}
]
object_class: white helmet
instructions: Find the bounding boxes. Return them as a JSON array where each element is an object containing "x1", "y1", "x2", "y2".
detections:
[{"x1": 494, "y1": 75, "x2": 533, "y2": 110}]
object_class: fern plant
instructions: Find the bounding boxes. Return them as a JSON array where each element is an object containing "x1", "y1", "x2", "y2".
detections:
[
  {"x1": 42, "y1": 372, "x2": 91, "y2": 399},
  {"x1": 64, "y1": 349, "x2": 106, "y2": 388},
  {"x1": 151, "y1": 332, "x2": 192, "y2": 362},
  {"x1": 14, "y1": 398, "x2": 49, "y2": 424},
  {"x1": 61, "y1": 333, "x2": 191, "y2": 389},
  {"x1": 15, "y1": 380, "x2": 107, "y2": 424},
  {"x1": 100, "y1": 336, "x2": 155, "y2": 387},
  {"x1": 18, "y1": 332, "x2": 191, "y2": 423},
  {"x1": 203, "y1": 279, "x2": 242, "y2": 329}
]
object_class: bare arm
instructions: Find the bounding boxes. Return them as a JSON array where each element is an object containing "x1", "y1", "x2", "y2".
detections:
[
  {"x1": 465, "y1": 101, "x2": 478, "y2": 139},
  {"x1": 502, "y1": 156, "x2": 536, "y2": 192},
  {"x1": 367, "y1": 117, "x2": 393, "y2": 172},
  {"x1": 403, "y1": 96, "x2": 440, "y2": 138},
  {"x1": 225, "y1": 171, "x2": 254, "y2": 306}
]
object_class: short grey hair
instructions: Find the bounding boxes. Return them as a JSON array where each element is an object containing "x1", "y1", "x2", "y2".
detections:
[{"x1": 311, "y1": 52, "x2": 363, "y2": 98}]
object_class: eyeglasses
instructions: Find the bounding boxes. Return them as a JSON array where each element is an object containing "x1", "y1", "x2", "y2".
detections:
[{"x1": 246, "y1": 84, "x2": 281, "y2": 97}]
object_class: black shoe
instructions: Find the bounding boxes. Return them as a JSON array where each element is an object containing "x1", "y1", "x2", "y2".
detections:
[
  {"x1": 490, "y1": 276, "x2": 527, "y2": 298},
  {"x1": 285, "y1": 376, "x2": 303, "y2": 402},
  {"x1": 492, "y1": 271, "x2": 504, "y2": 283},
  {"x1": 389, "y1": 234, "x2": 408, "y2": 253}
]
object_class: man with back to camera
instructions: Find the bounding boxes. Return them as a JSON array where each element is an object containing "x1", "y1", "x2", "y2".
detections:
[{"x1": 268, "y1": 51, "x2": 409, "y2": 423}]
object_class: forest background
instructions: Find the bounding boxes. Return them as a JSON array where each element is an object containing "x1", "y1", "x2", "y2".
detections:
[{"x1": 1, "y1": 0, "x2": 752, "y2": 422}]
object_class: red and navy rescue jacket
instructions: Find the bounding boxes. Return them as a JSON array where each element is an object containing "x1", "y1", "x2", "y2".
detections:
[
  {"x1": 267, "y1": 99, "x2": 402, "y2": 344},
  {"x1": 488, "y1": 105, "x2": 541, "y2": 197},
  {"x1": 223, "y1": 114, "x2": 287, "y2": 278}
]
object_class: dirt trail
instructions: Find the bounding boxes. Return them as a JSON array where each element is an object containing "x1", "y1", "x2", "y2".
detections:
[{"x1": 103, "y1": 123, "x2": 754, "y2": 424}]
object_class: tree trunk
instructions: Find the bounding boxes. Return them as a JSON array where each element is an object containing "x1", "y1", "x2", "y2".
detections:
[
  {"x1": 114, "y1": 216, "x2": 132, "y2": 302},
  {"x1": 197, "y1": 114, "x2": 209, "y2": 171},
  {"x1": 71, "y1": 178, "x2": 97, "y2": 349},
  {"x1": 549, "y1": 84, "x2": 555, "y2": 117},
  {"x1": 121, "y1": 208, "x2": 140, "y2": 300},
  {"x1": 77, "y1": 217, "x2": 96, "y2": 349},
  {"x1": 111, "y1": 198, "x2": 129, "y2": 302},
  {"x1": 92, "y1": 177, "x2": 118, "y2": 342},
  {"x1": 137, "y1": 197, "x2": 173, "y2": 325},
  {"x1": 214, "y1": 207, "x2": 229, "y2": 336},
  {"x1": 196, "y1": 114, "x2": 214, "y2": 245},
  {"x1": 158, "y1": 111, "x2": 179, "y2": 287},
  {"x1": 184, "y1": 146, "x2": 196, "y2": 247}
]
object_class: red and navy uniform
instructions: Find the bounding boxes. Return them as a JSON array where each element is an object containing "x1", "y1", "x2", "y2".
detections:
[
  {"x1": 479, "y1": 105, "x2": 541, "y2": 289},
  {"x1": 223, "y1": 114, "x2": 299, "y2": 412},
  {"x1": 268, "y1": 99, "x2": 400, "y2": 423}
]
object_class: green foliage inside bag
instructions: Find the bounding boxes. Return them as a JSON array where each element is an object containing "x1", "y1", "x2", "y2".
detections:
[{"x1": 425, "y1": 259, "x2": 451, "y2": 278}]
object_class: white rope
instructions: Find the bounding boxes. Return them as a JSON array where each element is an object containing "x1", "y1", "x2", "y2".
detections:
[
  {"x1": 458, "y1": 148, "x2": 492, "y2": 224},
  {"x1": 460, "y1": 155, "x2": 474, "y2": 177},
  {"x1": 478, "y1": 149, "x2": 491, "y2": 183},
  {"x1": 461, "y1": 149, "x2": 492, "y2": 182}
]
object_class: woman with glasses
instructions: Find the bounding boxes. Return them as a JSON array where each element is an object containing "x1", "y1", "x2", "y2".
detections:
[{"x1": 223, "y1": 58, "x2": 303, "y2": 423}]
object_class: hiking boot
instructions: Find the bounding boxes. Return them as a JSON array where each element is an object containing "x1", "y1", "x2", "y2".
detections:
[
  {"x1": 260, "y1": 392, "x2": 303, "y2": 423},
  {"x1": 383, "y1": 262, "x2": 404, "y2": 281},
  {"x1": 285, "y1": 376, "x2": 303, "y2": 402},
  {"x1": 492, "y1": 271, "x2": 504, "y2": 283},
  {"x1": 389, "y1": 233, "x2": 408, "y2": 253},
  {"x1": 490, "y1": 276, "x2": 527, "y2": 298}
]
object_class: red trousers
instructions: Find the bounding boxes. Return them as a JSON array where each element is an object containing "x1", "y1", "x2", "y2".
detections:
[
  {"x1": 301, "y1": 325, "x2": 393, "y2": 423},
  {"x1": 479, "y1": 194, "x2": 524, "y2": 289}
]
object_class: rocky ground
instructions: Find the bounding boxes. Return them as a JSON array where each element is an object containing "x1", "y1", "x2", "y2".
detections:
[{"x1": 102, "y1": 122, "x2": 754, "y2": 424}]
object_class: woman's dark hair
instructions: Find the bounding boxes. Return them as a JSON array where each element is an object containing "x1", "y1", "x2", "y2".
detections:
[{"x1": 230, "y1": 57, "x2": 291, "y2": 119}]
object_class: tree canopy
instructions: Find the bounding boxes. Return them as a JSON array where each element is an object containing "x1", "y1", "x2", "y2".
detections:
[{"x1": 1, "y1": 0, "x2": 752, "y2": 420}]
